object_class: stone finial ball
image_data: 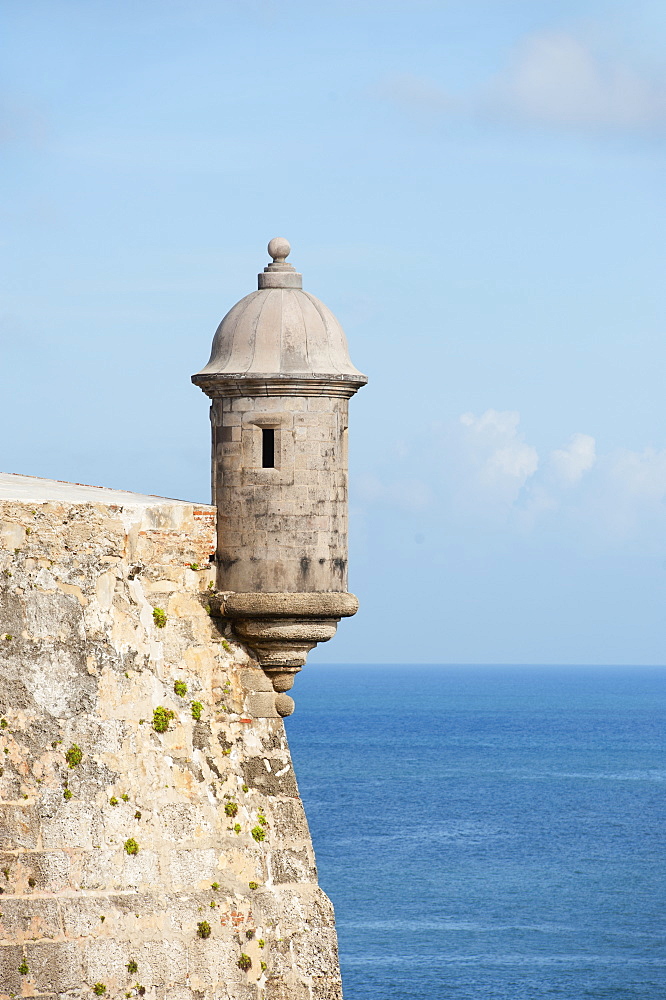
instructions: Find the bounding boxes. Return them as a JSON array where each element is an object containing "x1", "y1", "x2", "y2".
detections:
[
  {"x1": 275, "y1": 693, "x2": 295, "y2": 717},
  {"x1": 267, "y1": 237, "x2": 291, "y2": 262}
]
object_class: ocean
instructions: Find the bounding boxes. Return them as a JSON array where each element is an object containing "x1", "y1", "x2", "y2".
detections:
[{"x1": 287, "y1": 665, "x2": 666, "y2": 1000}]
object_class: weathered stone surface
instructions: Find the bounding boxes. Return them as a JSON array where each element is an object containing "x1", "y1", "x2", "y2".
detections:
[
  {"x1": 0, "y1": 478, "x2": 343, "y2": 999},
  {"x1": 209, "y1": 393, "x2": 354, "y2": 593},
  {"x1": 222, "y1": 592, "x2": 359, "y2": 618}
]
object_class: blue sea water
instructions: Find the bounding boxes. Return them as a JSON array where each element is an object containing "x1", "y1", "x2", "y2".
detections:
[{"x1": 287, "y1": 665, "x2": 666, "y2": 1000}]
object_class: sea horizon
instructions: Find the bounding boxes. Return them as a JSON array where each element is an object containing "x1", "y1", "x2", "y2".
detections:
[{"x1": 311, "y1": 661, "x2": 666, "y2": 668}]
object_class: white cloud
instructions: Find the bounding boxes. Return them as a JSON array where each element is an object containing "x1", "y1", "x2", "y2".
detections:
[
  {"x1": 494, "y1": 32, "x2": 666, "y2": 129},
  {"x1": 549, "y1": 432, "x2": 596, "y2": 485},
  {"x1": 376, "y1": 31, "x2": 666, "y2": 133},
  {"x1": 460, "y1": 409, "x2": 539, "y2": 493},
  {"x1": 607, "y1": 446, "x2": 666, "y2": 502},
  {"x1": 355, "y1": 409, "x2": 666, "y2": 546},
  {"x1": 590, "y1": 446, "x2": 666, "y2": 538},
  {"x1": 460, "y1": 409, "x2": 520, "y2": 437}
]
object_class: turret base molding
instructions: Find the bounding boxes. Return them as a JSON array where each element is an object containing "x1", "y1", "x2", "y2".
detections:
[{"x1": 210, "y1": 592, "x2": 358, "y2": 716}]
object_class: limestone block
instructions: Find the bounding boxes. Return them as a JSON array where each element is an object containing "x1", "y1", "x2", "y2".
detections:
[
  {"x1": 0, "y1": 804, "x2": 40, "y2": 849},
  {"x1": 167, "y1": 848, "x2": 221, "y2": 888},
  {"x1": 269, "y1": 847, "x2": 317, "y2": 884},
  {"x1": 311, "y1": 977, "x2": 345, "y2": 1000},
  {"x1": 16, "y1": 850, "x2": 72, "y2": 892},
  {"x1": 269, "y1": 798, "x2": 312, "y2": 843},
  {"x1": 24, "y1": 940, "x2": 86, "y2": 992},
  {"x1": 241, "y1": 757, "x2": 298, "y2": 797},
  {"x1": 0, "y1": 946, "x2": 25, "y2": 994},
  {"x1": 289, "y1": 926, "x2": 341, "y2": 977},
  {"x1": 244, "y1": 692, "x2": 280, "y2": 719},
  {"x1": 0, "y1": 897, "x2": 61, "y2": 941},
  {"x1": 263, "y1": 976, "x2": 311, "y2": 1000},
  {"x1": 240, "y1": 668, "x2": 274, "y2": 692},
  {"x1": 0, "y1": 521, "x2": 25, "y2": 550}
]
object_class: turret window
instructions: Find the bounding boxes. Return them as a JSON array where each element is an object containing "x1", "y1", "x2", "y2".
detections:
[{"x1": 262, "y1": 428, "x2": 275, "y2": 468}]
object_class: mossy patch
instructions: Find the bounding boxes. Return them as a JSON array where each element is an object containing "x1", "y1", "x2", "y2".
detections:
[
  {"x1": 152, "y1": 706, "x2": 175, "y2": 733},
  {"x1": 152, "y1": 608, "x2": 167, "y2": 628},
  {"x1": 65, "y1": 744, "x2": 83, "y2": 768}
]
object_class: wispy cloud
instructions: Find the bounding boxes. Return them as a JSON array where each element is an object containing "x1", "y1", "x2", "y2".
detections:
[
  {"x1": 594, "y1": 446, "x2": 666, "y2": 537},
  {"x1": 376, "y1": 30, "x2": 666, "y2": 133},
  {"x1": 549, "y1": 432, "x2": 596, "y2": 485},
  {"x1": 460, "y1": 409, "x2": 539, "y2": 492},
  {"x1": 354, "y1": 409, "x2": 666, "y2": 546},
  {"x1": 493, "y1": 32, "x2": 666, "y2": 129}
]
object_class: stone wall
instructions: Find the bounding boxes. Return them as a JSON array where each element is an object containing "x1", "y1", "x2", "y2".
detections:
[
  {"x1": 0, "y1": 476, "x2": 342, "y2": 1000},
  {"x1": 211, "y1": 395, "x2": 349, "y2": 594}
]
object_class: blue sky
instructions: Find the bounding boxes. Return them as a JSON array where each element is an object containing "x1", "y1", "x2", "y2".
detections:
[{"x1": 1, "y1": 1, "x2": 664, "y2": 664}]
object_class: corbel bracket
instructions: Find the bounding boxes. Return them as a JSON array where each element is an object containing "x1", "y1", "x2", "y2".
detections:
[{"x1": 209, "y1": 592, "x2": 358, "y2": 716}]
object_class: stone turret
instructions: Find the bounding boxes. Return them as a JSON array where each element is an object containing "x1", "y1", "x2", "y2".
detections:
[{"x1": 192, "y1": 239, "x2": 367, "y2": 712}]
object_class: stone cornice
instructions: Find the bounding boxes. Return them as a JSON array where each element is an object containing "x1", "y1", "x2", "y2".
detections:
[
  {"x1": 217, "y1": 592, "x2": 359, "y2": 618},
  {"x1": 191, "y1": 373, "x2": 367, "y2": 399}
]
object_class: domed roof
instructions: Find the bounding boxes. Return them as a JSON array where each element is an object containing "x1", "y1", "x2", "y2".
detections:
[{"x1": 192, "y1": 239, "x2": 367, "y2": 396}]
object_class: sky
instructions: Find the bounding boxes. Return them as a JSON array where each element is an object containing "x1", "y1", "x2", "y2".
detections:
[{"x1": 1, "y1": 0, "x2": 664, "y2": 665}]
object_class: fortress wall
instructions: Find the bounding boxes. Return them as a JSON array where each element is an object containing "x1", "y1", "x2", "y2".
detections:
[{"x1": 0, "y1": 482, "x2": 342, "y2": 1000}]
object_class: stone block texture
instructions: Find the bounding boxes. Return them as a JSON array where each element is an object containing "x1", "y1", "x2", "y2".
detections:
[
  {"x1": 0, "y1": 480, "x2": 343, "y2": 999},
  {"x1": 211, "y1": 395, "x2": 349, "y2": 593}
]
